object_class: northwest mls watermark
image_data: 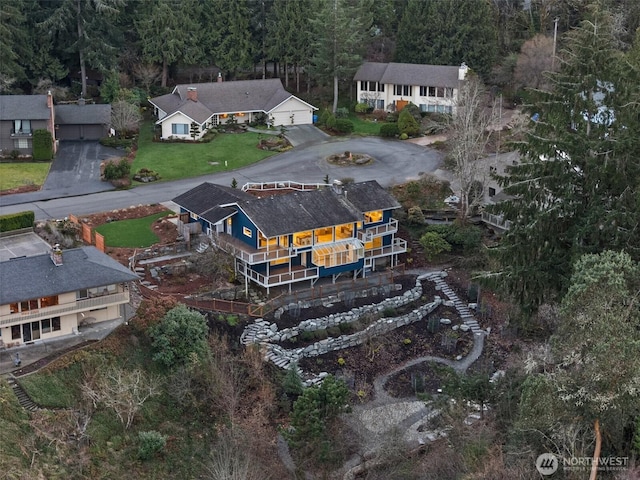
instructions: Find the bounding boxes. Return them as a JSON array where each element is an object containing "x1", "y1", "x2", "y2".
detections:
[{"x1": 536, "y1": 453, "x2": 629, "y2": 476}]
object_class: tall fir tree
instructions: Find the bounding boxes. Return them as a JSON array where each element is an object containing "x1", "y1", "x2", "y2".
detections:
[
  {"x1": 486, "y1": 6, "x2": 640, "y2": 312},
  {"x1": 310, "y1": 0, "x2": 372, "y2": 112}
]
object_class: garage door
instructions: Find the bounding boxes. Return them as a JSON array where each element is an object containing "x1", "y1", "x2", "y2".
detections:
[
  {"x1": 56, "y1": 124, "x2": 105, "y2": 140},
  {"x1": 271, "y1": 109, "x2": 313, "y2": 126}
]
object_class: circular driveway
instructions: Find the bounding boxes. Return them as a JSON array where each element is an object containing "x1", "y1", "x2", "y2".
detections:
[{"x1": 0, "y1": 133, "x2": 444, "y2": 220}]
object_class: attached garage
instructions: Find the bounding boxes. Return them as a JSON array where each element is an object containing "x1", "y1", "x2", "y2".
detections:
[
  {"x1": 55, "y1": 103, "x2": 111, "y2": 141},
  {"x1": 268, "y1": 97, "x2": 315, "y2": 126}
]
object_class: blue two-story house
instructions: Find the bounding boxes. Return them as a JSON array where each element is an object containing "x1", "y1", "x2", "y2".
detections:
[{"x1": 172, "y1": 180, "x2": 407, "y2": 295}]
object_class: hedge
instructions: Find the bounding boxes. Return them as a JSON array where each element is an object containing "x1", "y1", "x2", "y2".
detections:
[
  {"x1": 379, "y1": 123, "x2": 399, "y2": 137},
  {"x1": 0, "y1": 210, "x2": 35, "y2": 232},
  {"x1": 32, "y1": 129, "x2": 53, "y2": 161},
  {"x1": 334, "y1": 119, "x2": 354, "y2": 134}
]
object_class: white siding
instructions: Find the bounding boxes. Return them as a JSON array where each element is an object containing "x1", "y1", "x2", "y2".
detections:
[
  {"x1": 160, "y1": 112, "x2": 205, "y2": 140},
  {"x1": 269, "y1": 98, "x2": 314, "y2": 126}
]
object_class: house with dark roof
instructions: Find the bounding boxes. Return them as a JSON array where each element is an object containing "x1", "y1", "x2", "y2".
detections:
[
  {"x1": 173, "y1": 180, "x2": 406, "y2": 294},
  {"x1": 148, "y1": 77, "x2": 317, "y2": 141},
  {"x1": 353, "y1": 62, "x2": 469, "y2": 114},
  {"x1": 0, "y1": 92, "x2": 56, "y2": 156},
  {"x1": 0, "y1": 246, "x2": 139, "y2": 346},
  {"x1": 54, "y1": 101, "x2": 111, "y2": 140}
]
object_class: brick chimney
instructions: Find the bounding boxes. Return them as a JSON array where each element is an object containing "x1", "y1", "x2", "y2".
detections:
[
  {"x1": 217, "y1": 72, "x2": 223, "y2": 83},
  {"x1": 50, "y1": 244, "x2": 63, "y2": 266},
  {"x1": 47, "y1": 90, "x2": 57, "y2": 154},
  {"x1": 187, "y1": 87, "x2": 197, "y2": 102}
]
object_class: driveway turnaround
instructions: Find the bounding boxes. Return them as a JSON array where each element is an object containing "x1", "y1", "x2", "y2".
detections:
[{"x1": 0, "y1": 135, "x2": 444, "y2": 220}]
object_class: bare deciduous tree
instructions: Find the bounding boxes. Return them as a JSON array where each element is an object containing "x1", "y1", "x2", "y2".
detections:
[
  {"x1": 82, "y1": 365, "x2": 159, "y2": 429},
  {"x1": 513, "y1": 34, "x2": 555, "y2": 90},
  {"x1": 448, "y1": 75, "x2": 497, "y2": 222},
  {"x1": 111, "y1": 100, "x2": 142, "y2": 138},
  {"x1": 203, "y1": 427, "x2": 270, "y2": 480},
  {"x1": 132, "y1": 63, "x2": 161, "y2": 94}
]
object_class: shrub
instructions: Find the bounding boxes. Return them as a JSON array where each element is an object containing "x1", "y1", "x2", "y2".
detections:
[
  {"x1": 138, "y1": 431, "x2": 167, "y2": 460},
  {"x1": 419, "y1": 231, "x2": 452, "y2": 260},
  {"x1": 379, "y1": 123, "x2": 399, "y2": 137},
  {"x1": 337, "y1": 357, "x2": 346, "y2": 366},
  {"x1": 318, "y1": 109, "x2": 332, "y2": 126},
  {"x1": 100, "y1": 136, "x2": 134, "y2": 148},
  {"x1": 398, "y1": 108, "x2": 420, "y2": 137},
  {"x1": 354, "y1": 102, "x2": 370, "y2": 113},
  {"x1": 382, "y1": 307, "x2": 397, "y2": 318},
  {"x1": 0, "y1": 211, "x2": 34, "y2": 232},
  {"x1": 325, "y1": 113, "x2": 337, "y2": 129},
  {"x1": 399, "y1": 132, "x2": 408, "y2": 140},
  {"x1": 334, "y1": 119, "x2": 354, "y2": 134},
  {"x1": 32, "y1": 129, "x2": 53, "y2": 161},
  {"x1": 425, "y1": 224, "x2": 482, "y2": 253},
  {"x1": 103, "y1": 157, "x2": 131, "y2": 181},
  {"x1": 407, "y1": 206, "x2": 426, "y2": 225},
  {"x1": 372, "y1": 109, "x2": 387, "y2": 122},
  {"x1": 335, "y1": 107, "x2": 349, "y2": 118}
]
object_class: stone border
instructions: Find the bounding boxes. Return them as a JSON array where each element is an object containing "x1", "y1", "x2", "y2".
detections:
[{"x1": 241, "y1": 271, "x2": 485, "y2": 386}]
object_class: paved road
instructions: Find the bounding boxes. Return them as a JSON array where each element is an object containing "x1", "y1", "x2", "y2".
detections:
[{"x1": 0, "y1": 134, "x2": 443, "y2": 220}]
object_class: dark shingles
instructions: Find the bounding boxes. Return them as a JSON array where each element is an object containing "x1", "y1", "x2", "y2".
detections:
[
  {"x1": 0, "y1": 246, "x2": 139, "y2": 305},
  {"x1": 0, "y1": 95, "x2": 50, "y2": 120},
  {"x1": 354, "y1": 62, "x2": 461, "y2": 88},
  {"x1": 55, "y1": 104, "x2": 111, "y2": 125},
  {"x1": 172, "y1": 183, "x2": 253, "y2": 216},
  {"x1": 342, "y1": 180, "x2": 401, "y2": 212}
]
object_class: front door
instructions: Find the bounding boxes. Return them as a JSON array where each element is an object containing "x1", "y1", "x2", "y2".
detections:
[{"x1": 22, "y1": 323, "x2": 31, "y2": 342}]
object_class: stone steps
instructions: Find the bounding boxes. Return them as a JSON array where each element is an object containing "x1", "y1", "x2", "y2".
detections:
[{"x1": 7, "y1": 377, "x2": 39, "y2": 411}]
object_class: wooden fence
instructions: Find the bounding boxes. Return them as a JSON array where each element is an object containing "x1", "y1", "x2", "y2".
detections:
[{"x1": 68, "y1": 214, "x2": 105, "y2": 252}]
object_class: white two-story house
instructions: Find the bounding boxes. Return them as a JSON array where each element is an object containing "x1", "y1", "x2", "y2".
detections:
[{"x1": 354, "y1": 62, "x2": 468, "y2": 114}]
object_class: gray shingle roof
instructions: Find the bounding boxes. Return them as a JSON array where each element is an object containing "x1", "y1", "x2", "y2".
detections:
[
  {"x1": 54, "y1": 104, "x2": 111, "y2": 125},
  {"x1": 149, "y1": 79, "x2": 315, "y2": 124},
  {"x1": 0, "y1": 246, "x2": 139, "y2": 305},
  {"x1": 0, "y1": 95, "x2": 50, "y2": 120},
  {"x1": 354, "y1": 62, "x2": 461, "y2": 88},
  {"x1": 173, "y1": 181, "x2": 401, "y2": 238},
  {"x1": 172, "y1": 182, "x2": 253, "y2": 218}
]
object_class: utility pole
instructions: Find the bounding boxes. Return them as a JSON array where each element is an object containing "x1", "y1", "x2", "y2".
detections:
[{"x1": 552, "y1": 17, "x2": 559, "y2": 71}]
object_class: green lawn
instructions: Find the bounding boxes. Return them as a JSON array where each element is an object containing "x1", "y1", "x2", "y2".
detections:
[
  {"x1": 94, "y1": 211, "x2": 172, "y2": 247},
  {"x1": 132, "y1": 120, "x2": 278, "y2": 182},
  {"x1": 348, "y1": 113, "x2": 390, "y2": 136},
  {"x1": 0, "y1": 163, "x2": 50, "y2": 190}
]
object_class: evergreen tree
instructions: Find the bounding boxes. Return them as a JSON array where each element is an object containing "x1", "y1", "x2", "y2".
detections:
[
  {"x1": 486, "y1": 7, "x2": 640, "y2": 312},
  {"x1": 310, "y1": 0, "x2": 373, "y2": 112},
  {"x1": 0, "y1": 1, "x2": 27, "y2": 89},
  {"x1": 396, "y1": 0, "x2": 497, "y2": 77},
  {"x1": 136, "y1": 0, "x2": 204, "y2": 88},
  {"x1": 40, "y1": 0, "x2": 126, "y2": 98}
]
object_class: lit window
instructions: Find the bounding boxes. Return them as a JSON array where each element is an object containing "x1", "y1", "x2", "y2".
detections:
[
  {"x1": 364, "y1": 210, "x2": 383, "y2": 224},
  {"x1": 243, "y1": 227, "x2": 252, "y2": 238}
]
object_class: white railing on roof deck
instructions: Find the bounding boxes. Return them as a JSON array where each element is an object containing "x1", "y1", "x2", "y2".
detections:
[
  {"x1": 213, "y1": 234, "x2": 295, "y2": 265},
  {"x1": 481, "y1": 212, "x2": 512, "y2": 230},
  {"x1": 241, "y1": 181, "x2": 328, "y2": 192}
]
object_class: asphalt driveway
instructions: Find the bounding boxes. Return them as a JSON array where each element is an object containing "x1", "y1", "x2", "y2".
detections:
[
  {"x1": 42, "y1": 141, "x2": 121, "y2": 194},
  {"x1": 283, "y1": 125, "x2": 330, "y2": 147}
]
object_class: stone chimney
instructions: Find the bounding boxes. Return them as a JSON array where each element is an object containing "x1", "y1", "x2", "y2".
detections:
[
  {"x1": 217, "y1": 72, "x2": 223, "y2": 83},
  {"x1": 458, "y1": 62, "x2": 469, "y2": 81},
  {"x1": 187, "y1": 87, "x2": 197, "y2": 102},
  {"x1": 50, "y1": 244, "x2": 63, "y2": 266}
]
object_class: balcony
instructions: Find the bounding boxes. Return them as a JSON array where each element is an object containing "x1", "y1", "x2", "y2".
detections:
[
  {"x1": 481, "y1": 212, "x2": 511, "y2": 230},
  {"x1": 364, "y1": 238, "x2": 407, "y2": 260},
  {"x1": 0, "y1": 292, "x2": 129, "y2": 326},
  {"x1": 213, "y1": 233, "x2": 294, "y2": 265},
  {"x1": 237, "y1": 263, "x2": 319, "y2": 288},
  {"x1": 10, "y1": 130, "x2": 32, "y2": 137},
  {"x1": 358, "y1": 218, "x2": 398, "y2": 242}
]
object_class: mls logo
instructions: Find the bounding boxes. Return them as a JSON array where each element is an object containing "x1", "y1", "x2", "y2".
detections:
[{"x1": 536, "y1": 453, "x2": 559, "y2": 475}]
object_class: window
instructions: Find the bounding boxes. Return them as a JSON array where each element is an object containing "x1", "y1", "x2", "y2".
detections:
[
  {"x1": 9, "y1": 303, "x2": 18, "y2": 314},
  {"x1": 420, "y1": 104, "x2": 427, "y2": 112},
  {"x1": 13, "y1": 119, "x2": 31, "y2": 134},
  {"x1": 364, "y1": 210, "x2": 383, "y2": 224},
  {"x1": 428, "y1": 87, "x2": 436, "y2": 97},
  {"x1": 360, "y1": 81, "x2": 368, "y2": 90},
  {"x1": 393, "y1": 85, "x2": 412, "y2": 96},
  {"x1": 243, "y1": 227, "x2": 252, "y2": 238},
  {"x1": 11, "y1": 326, "x2": 20, "y2": 340},
  {"x1": 77, "y1": 289, "x2": 88, "y2": 300},
  {"x1": 420, "y1": 86, "x2": 428, "y2": 97},
  {"x1": 489, "y1": 187, "x2": 496, "y2": 197},
  {"x1": 376, "y1": 99, "x2": 384, "y2": 109},
  {"x1": 445, "y1": 88, "x2": 453, "y2": 98},
  {"x1": 436, "y1": 87, "x2": 445, "y2": 97},
  {"x1": 52, "y1": 317, "x2": 61, "y2": 331},
  {"x1": 42, "y1": 318, "x2": 51, "y2": 334},
  {"x1": 40, "y1": 296, "x2": 58, "y2": 308},
  {"x1": 368, "y1": 82, "x2": 377, "y2": 92},
  {"x1": 14, "y1": 138, "x2": 29, "y2": 149},
  {"x1": 171, "y1": 123, "x2": 189, "y2": 135}
]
